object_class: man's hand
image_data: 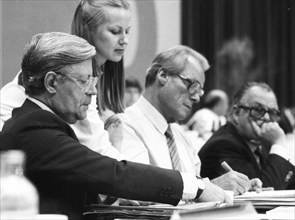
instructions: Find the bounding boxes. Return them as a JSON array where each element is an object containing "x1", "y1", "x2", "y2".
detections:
[
  {"x1": 250, "y1": 178, "x2": 263, "y2": 192},
  {"x1": 251, "y1": 121, "x2": 286, "y2": 145},
  {"x1": 211, "y1": 171, "x2": 251, "y2": 195},
  {"x1": 195, "y1": 178, "x2": 233, "y2": 205}
]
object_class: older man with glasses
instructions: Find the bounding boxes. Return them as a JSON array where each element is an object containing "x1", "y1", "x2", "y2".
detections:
[
  {"x1": 199, "y1": 81, "x2": 295, "y2": 190},
  {"x1": 1, "y1": 33, "x2": 238, "y2": 220},
  {"x1": 107, "y1": 45, "x2": 262, "y2": 198}
]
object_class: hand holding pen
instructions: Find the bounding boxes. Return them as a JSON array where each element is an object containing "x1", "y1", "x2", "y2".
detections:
[{"x1": 221, "y1": 161, "x2": 268, "y2": 193}]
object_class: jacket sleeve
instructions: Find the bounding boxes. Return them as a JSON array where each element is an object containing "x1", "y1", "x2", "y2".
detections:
[
  {"x1": 199, "y1": 134, "x2": 295, "y2": 189},
  {"x1": 2, "y1": 109, "x2": 183, "y2": 205}
]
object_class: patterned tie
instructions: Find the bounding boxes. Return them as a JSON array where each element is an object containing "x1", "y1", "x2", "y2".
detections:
[
  {"x1": 254, "y1": 146, "x2": 264, "y2": 168},
  {"x1": 165, "y1": 125, "x2": 182, "y2": 171}
]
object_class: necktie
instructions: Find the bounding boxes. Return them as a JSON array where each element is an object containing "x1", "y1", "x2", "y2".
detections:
[
  {"x1": 254, "y1": 146, "x2": 264, "y2": 168},
  {"x1": 165, "y1": 125, "x2": 182, "y2": 171}
]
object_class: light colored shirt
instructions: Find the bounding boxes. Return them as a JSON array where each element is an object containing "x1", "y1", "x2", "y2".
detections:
[
  {"x1": 270, "y1": 144, "x2": 295, "y2": 166},
  {"x1": 28, "y1": 96, "x2": 55, "y2": 114},
  {"x1": 0, "y1": 73, "x2": 27, "y2": 130},
  {"x1": 187, "y1": 108, "x2": 226, "y2": 141},
  {"x1": 108, "y1": 96, "x2": 203, "y2": 200},
  {"x1": 0, "y1": 72, "x2": 124, "y2": 160}
]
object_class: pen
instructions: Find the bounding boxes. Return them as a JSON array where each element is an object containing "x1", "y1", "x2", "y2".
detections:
[
  {"x1": 221, "y1": 161, "x2": 233, "y2": 172},
  {"x1": 221, "y1": 161, "x2": 274, "y2": 192}
]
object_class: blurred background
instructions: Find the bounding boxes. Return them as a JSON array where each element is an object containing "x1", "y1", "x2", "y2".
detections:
[
  {"x1": 182, "y1": 0, "x2": 294, "y2": 114},
  {"x1": 1, "y1": 0, "x2": 294, "y2": 115}
]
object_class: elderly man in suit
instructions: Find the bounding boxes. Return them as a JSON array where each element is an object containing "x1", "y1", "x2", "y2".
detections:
[
  {"x1": 0, "y1": 32, "x2": 231, "y2": 220},
  {"x1": 199, "y1": 81, "x2": 295, "y2": 189}
]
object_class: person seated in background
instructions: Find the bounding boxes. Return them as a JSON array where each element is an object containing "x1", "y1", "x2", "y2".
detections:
[
  {"x1": 107, "y1": 45, "x2": 262, "y2": 196},
  {"x1": 186, "y1": 89, "x2": 229, "y2": 143},
  {"x1": 125, "y1": 76, "x2": 142, "y2": 107},
  {"x1": 0, "y1": 32, "x2": 232, "y2": 220},
  {"x1": 199, "y1": 81, "x2": 295, "y2": 190}
]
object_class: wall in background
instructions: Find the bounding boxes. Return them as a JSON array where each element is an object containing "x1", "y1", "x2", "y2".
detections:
[{"x1": 0, "y1": 0, "x2": 180, "y2": 89}]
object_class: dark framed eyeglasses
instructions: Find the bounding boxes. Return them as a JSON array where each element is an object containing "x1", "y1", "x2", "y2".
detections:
[
  {"x1": 56, "y1": 72, "x2": 99, "y2": 92},
  {"x1": 237, "y1": 104, "x2": 281, "y2": 122},
  {"x1": 177, "y1": 74, "x2": 204, "y2": 96}
]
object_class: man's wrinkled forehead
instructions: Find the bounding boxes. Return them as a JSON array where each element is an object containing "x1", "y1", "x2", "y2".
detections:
[{"x1": 241, "y1": 86, "x2": 278, "y2": 109}]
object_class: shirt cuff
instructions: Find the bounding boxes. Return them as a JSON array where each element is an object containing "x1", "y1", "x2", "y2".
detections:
[
  {"x1": 270, "y1": 144, "x2": 295, "y2": 166},
  {"x1": 180, "y1": 172, "x2": 198, "y2": 200}
]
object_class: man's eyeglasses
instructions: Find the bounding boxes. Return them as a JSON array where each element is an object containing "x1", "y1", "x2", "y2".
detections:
[
  {"x1": 237, "y1": 105, "x2": 281, "y2": 122},
  {"x1": 177, "y1": 74, "x2": 204, "y2": 97},
  {"x1": 56, "y1": 72, "x2": 99, "y2": 92}
]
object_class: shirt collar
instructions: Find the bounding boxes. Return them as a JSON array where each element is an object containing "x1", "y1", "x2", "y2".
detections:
[
  {"x1": 136, "y1": 96, "x2": 168, "y2": 135},
  {"x1": 247, "y1": 140, "x2": 261, "y2": 153},
  {"x1": 27, "y1": 97, "x2": 55, "y2": 115}
]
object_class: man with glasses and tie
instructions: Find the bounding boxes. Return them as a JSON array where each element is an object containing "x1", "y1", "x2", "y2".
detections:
[
  {"x1": 1, "y1": 33, "x2": 236, "y2": 219},
  {"x1": 107, "y1": 45, "x2": 262, "y2": 197},
  {"x1": 199, "y1": 81, "x2": 295, "y2": 189}
]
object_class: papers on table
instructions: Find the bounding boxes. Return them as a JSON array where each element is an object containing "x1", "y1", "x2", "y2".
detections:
[
  {"x1": 171, "y1": 202, "x2": 260, "y2": 220},
  {"x1": 84, "y1": 201, "x2": 224, "y2": 219},
  {"x1": 149, "y1": 201, "x2": 224, "y2": 210},
  {"x1": 84, "y1": 191, "x2": 295, "y2": 219},
  {"x1": 234, "y1": 190, "x2": 295, "y2": 208}
]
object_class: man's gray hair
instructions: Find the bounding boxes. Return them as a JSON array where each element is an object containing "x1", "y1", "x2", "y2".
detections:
[
  {"x1": 227, "y1": 81, "x2": 275, "y2": 120},
  {"x1": 145, "y1": 45, "x2": 209, "y2": 88},
  {"x1": 21, "y1": 32, "x2": 96, "y2": 96}
]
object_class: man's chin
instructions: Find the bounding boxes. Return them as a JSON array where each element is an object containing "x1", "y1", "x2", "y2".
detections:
[
  {"x1": 177, "y1": 112, "x2": 189, "y2": 122},
  {"x1": 75, "y1": 113, "x2": 87, "y2": 123}
]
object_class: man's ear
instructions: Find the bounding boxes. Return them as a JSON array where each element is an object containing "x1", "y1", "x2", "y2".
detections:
[
  {"x1": 44, "y1": 71, "x2": 57, "y2": 94},
  {"x1": 232, "y1": 105, "x2": 240, "y2": 124},
  {"x1": 156, "y1": 69, "x2": 168, "y2": 86}
]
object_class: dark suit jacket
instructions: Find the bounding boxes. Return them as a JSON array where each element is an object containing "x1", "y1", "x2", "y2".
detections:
[
  {"x1": 199, "y1": 122, "x2": 295, "y2": 190},
  {"x1": 0, "y1": 99, "x2": 183, "y2": 220}
]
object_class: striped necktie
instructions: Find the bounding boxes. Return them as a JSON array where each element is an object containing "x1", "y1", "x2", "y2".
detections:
[
  {"x1": 254, "y1": 146, "x2": 264, "y2": 168},
  {"x1": 165, "y1": 125, "x2": 182, "y2": 171}
]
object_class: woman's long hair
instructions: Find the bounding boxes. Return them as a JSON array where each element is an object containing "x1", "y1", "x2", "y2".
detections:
[{"x1": 71, "y1": 0, "x2": 130, "y2": 113}]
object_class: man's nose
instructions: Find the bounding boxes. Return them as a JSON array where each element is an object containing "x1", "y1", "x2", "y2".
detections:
[
  {"x1": 262, "y1": 111, "x2": 272, "y2": 122},
  {"x1": 85, "y1": 82, "x2": 97, "y2": 96},
  {"x1": 190, "y1": 93, "x2": 201, "y2": 103}
]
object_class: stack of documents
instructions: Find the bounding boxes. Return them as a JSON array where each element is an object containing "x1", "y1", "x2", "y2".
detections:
[
  {"x1": 84, "y1": 201, "x2": 224, "y2": 219},
  {"x1": 84, "y1": 204, "x2": 172, "y2": 219},
  {"x1": 234, "y1": 190, "x2": 295, "y2": 209}
]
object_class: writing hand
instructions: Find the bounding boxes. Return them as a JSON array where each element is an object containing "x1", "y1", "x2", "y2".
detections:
[
  {"x1": 211, "y1": 171, "x2": 251, "y2": 196},
  {"x1": 196, "y1": 178, "x2": 233, "y2": 205}
]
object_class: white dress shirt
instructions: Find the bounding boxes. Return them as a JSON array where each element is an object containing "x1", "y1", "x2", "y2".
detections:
[
  {"x1": 187, "y1": 108, "x2": 226, "y2": 141},
  {"x1": 108, "y1": 96, "x2": 203, "y2": 200},
  {"x1": 1, "y1": 73, "x2": 27, "y2": 130},
  {"x1": 108, "y1": 96, "x2": 201, "y2": 174}
]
